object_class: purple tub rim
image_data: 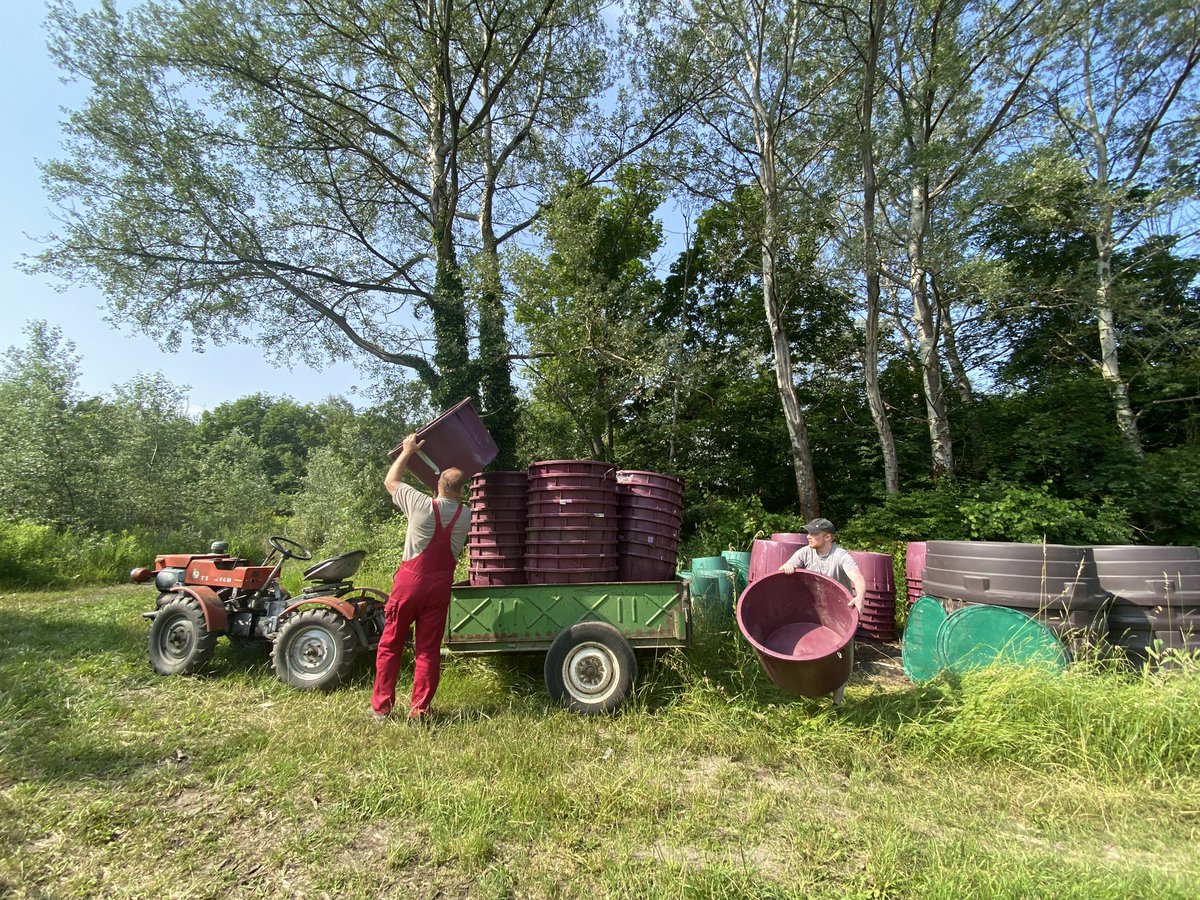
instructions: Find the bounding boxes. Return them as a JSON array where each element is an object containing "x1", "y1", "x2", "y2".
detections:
[{"x1": 736, "y1": 571, "x2": 859, "y2": 662}]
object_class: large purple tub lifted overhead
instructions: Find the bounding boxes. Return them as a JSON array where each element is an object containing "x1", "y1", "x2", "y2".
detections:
[{"x1": 389, "y1": 398, "x2": 499, "y2": 490}]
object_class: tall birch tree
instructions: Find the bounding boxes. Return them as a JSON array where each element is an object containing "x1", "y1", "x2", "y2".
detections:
[
  {"x1": 879, "y1": 0, "x2": 1059, "y2": 478},
  {"x1": 642, "y1": 0, "x2": 848, "y2": 518},
  {"x1": 1037, "y1": 0, "x2": 1200, "y2": 454}
]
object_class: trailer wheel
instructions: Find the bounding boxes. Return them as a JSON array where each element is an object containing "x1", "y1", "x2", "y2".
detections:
[
  {"x1": 544, "y1": 622, "x2": 637, "y2": 715},
  {"x1": 148, "y1": 596, "x2": 217, "y2": 676},
  {"x1": 271, "y1": 609, "x2": 356, "y2": 690}
]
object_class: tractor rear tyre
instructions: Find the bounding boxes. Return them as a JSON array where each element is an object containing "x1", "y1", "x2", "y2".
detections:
[
  {"x1": 544, "y1": 622, "x2": 637, "y2": 715},
  {"x1": 148, "y1": 596, "x2": 217, "y2": 676},
  {"x1": 271, "y1": 609, "x2": 356, "y2": 690}
]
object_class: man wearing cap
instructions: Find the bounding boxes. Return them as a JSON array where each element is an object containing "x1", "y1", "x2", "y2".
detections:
[
  {"x1": 778, "y1": 518, "x2": 866, "y2": 705},
  {"x1": 371, "y1": 434, "x2": 471, "y2": 723}
]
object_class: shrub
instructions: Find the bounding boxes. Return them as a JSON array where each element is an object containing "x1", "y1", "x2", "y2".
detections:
[
  {"x1": 841, "y1": 484, "x2": 971, "y2": 547},
  {"x1": 680, "y1": 494, "x2": 804, "y2": 562},
  {"x1": 961, "y1": 481, "x2": 1132, "y2": 544}
]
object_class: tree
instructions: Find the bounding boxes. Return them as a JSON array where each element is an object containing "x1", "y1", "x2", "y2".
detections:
[
  {"x1": 853, "y1": 0, "x2": 901, "y2": 494},
  {"x1": 1036, "y1": 0, "x2": 1200, "y2": 453},
  {"x1": 978, "y1": 150, "x2": 1200, "y2": 451},
  {"x1": 512, "y1": 167, "x2": 667, "y2": 460},
  {"x1": 0, "y1": 322, "x2": 100, "y2": 527},
  {"x1": 196, "y1": 394, "x2": 328, "y2": 499},
  {"x1": 36, "y1": 0, "x2": 624, "y2": 462},
  {"x1": 99, "y1": 373, "x2": 197, "y2": 532},
  {"x1": 642, "y1": 0, "x2": 852, "y2": 518},
  {"x1": 876, "y1": 0, "x2": 1060, "y2": 478},
  {"x1": 188, "y1": 429, "x2": 277, "y2": 540}
]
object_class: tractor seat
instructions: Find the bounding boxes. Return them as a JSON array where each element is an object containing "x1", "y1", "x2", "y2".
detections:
[{"x1": 303, "y1": 550, "x2": 366, "y2": 583}]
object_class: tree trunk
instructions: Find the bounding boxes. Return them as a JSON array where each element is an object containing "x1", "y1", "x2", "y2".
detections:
[
  {"x1": 1094, "y1": 201, "x2": 1142, "y2": 455},
  {"x1": 859, "y1": 0, "x2": 900, "y2": 494},
  {"x1": 908, "y1": 177, "x2": 955, "y2": 479},
  {"x1": 426, "y1": 1, "x2": 472, "y2": 411},
  {"x1": 761, "y1": 144, "x2": 820, "y2": 518},
  {"x1": 932, "y1": 275, "x2": 974, "y2": 407},
  {"x1": 476, "y1": 88, "x2": 520, "y2": 469}
]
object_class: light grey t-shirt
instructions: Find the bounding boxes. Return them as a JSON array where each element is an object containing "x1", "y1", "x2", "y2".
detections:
[
  {"x1": 784, "y1": 543, "x2": 860, "y2": 594},
  {"x1": 392, "y1": 483, "x2": 470, "y2": 562}
]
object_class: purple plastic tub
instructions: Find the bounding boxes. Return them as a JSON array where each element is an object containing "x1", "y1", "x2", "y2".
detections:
[
  {"x1": 530, "y1": 460, "x2": 616, "y2": 479},
  {"x1": 390, "y1": 398, "x2": 499, "y2": 490},
  {"x1": 736, "y1": 572, "x2": 858, "y2": 698},
  {"x1": 748, "y1": 539, "x2": 804, "y2": 583},
  {"x1": 906, "y1": 542, "x2": 927, "y2": 588},
  {"x1": 618, "y1": 554, "x2": 676, "y2": 582}
]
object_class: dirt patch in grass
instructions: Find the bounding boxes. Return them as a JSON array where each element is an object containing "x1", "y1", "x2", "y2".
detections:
[{"x1": 852, "y1": 640, "x2": 908, "y2": 689}]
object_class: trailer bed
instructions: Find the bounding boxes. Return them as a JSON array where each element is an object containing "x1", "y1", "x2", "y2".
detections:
[{"x1": 445, "y1": 580, "x2": 691, "y2": 654}]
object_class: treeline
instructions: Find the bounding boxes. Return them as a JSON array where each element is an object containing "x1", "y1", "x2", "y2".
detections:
[
  {"x1": 1, "y1": 299, "x2": 1196, "y2": 590},
  {"x1": 0, "y1": 322, "x2": 434, "y2": 584},
  {"x1": 10, "y1": 0, "x2": 1200, "y2": 584}
]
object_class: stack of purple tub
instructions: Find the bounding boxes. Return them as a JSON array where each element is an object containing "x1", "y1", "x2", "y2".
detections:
[
  {"x1": 848, "y1": 550, "x2": 899, "y2": 641},
  {"x1": 467, "y1": 471, "x2": 529, "y2": 586},
  {"x1": 905, "y1": 541, "x2": 927, "y2": 606},
  {"x1": 616, "y1": 470, "x2": 684, "y2": 581},
  {"x1": 524, "y1": 461, "x2": 619, "y2": 584}
]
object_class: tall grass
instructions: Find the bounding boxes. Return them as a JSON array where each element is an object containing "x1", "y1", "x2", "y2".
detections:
[{"x1": 0, "y1": 520, "x2": 168, "y2": 587}]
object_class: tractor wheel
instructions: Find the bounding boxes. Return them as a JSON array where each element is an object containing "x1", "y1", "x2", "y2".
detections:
[
  {"x1": 148, "y1": 596, "x2": 217, "y2": 676},
  {"x1": 271, "y1": 608, "x2": 356, "y2": 691},
  {"x1": 544, "y1": 622, "x2": 637, "y2": 715}
]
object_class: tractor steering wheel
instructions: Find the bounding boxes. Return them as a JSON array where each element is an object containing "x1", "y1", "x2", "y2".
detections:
[{"x1": 268, "y1": 535, "x2": 313, "y2": 561}]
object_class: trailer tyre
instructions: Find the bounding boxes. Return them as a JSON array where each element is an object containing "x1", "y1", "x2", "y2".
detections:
[
  {"x1": 271, "y1": 609, "x2": 356, "y2": 691},
  {"x1": 544, "y1": 622, "x2": 637, "y2": 715},
  {"x1": 148, "y1": 596, "x2": 217, "y2": 676}
]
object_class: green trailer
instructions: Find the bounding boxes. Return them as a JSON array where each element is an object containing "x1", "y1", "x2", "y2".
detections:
[{"x1": 444, "y1": 580, "x2": 693, "y2": 714}]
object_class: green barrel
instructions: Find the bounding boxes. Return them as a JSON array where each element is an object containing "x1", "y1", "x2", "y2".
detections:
[
  {"x1": 721, "y1": 550, "x2": 751, "y2": 600},
  {"x1": 691, "y1": 556, "x2": 733, "y2": 616}
]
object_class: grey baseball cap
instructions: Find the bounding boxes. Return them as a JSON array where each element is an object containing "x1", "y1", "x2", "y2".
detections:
[{"x1": 803, "y1": 517, "x2": 836, "y2": 534}]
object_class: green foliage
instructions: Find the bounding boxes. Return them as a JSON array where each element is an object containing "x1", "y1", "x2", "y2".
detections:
[
  {"x1": 1120, "y1": 446, "x2": 1200, "y2": 545},
  {"x1": 840, "y1": 481, "x2": 1133, "y2": 546},
  {"x1": 841, "y1": 483, "x2": 972, "y2": 546},
  {"x1": 185, "y1": 430, "x2": 277, "y2": 541},
  {"x1": 680, "y1": 494, "x2": 805, "y2": 561},
  {"x1": 196, "y1": 394, "x2": 329, "y2": 500},
  {"x1": 0, "y1": 521, "x2": 176, "y2": 587},
  {"x1": 512, "y1": 165, "x2": 668, "y2": 460},
  {"x1": 0, "y1": 322, "x2": 99, "y2": 528},
  {"x1": 0, "y1": 521, "x2": 64, "y2": 585},
  {"x1": 96, "y1": 373, "x2": 197, "y2": 533},
  {"x1": 960, "y1": 481, "x2": 1132, "y2": 544}
]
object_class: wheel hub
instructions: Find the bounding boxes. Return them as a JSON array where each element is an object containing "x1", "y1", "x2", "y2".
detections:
[
  {"x1": 290, "y1": 627, "x2": 334, "y2": 675},
  {"x1": 564, "y1": 643, "x2": 617, "y2": 698},
  {"x1": 164, "y1": 620, "x2": 193, "y2": 658}
]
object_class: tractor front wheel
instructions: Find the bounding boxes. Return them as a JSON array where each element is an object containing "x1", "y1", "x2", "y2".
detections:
[
  {"x1": 148, "y1": 596, "x2": 217, "y2": 676},
  {"x1": 271, "y1": 609, "x2": 356, "y2": 690}
]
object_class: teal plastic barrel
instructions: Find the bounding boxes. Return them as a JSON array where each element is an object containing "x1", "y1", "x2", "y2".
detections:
[
  {"x1": 722, "y1": 550, "x2": 750, "y2": 598},
  {"x1": 691, "y1": 556, "x2": 734, "y2": 615}
]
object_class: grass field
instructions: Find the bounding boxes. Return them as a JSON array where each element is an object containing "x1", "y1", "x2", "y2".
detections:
[{"x1": 2, "y1": 586, "x2": 1199, "y2": 898}]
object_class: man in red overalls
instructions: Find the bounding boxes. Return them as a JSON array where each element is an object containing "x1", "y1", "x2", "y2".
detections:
[{"x1": 372, "y1": 434, "x2": 471, "y2": 722}]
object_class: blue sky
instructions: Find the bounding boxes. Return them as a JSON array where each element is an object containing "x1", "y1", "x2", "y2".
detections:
[{"x1": 0, "y1": 3, "x2": 364, "y2": 414}]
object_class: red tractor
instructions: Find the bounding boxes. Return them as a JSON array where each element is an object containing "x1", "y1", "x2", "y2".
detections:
[{"x1": 131, "y1": 537, "x2": 388, "y2": 690}]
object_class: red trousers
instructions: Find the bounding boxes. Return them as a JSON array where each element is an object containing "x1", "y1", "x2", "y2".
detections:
[{"x1": 371, "y1": 566, "x2": 452, "y2": 717}]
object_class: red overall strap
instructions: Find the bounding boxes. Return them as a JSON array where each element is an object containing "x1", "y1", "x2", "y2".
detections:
[{"x1": 403, "y1": 498, "x2": 464, "y2": 580}]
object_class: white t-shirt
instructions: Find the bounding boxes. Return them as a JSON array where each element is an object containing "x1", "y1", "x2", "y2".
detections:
[
  {"x1": 784, "y1": 543, "x2": 860, "y2": 595},
  {"x1": 392, "y1": 483, "x2": 470, "y2": 562}
]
